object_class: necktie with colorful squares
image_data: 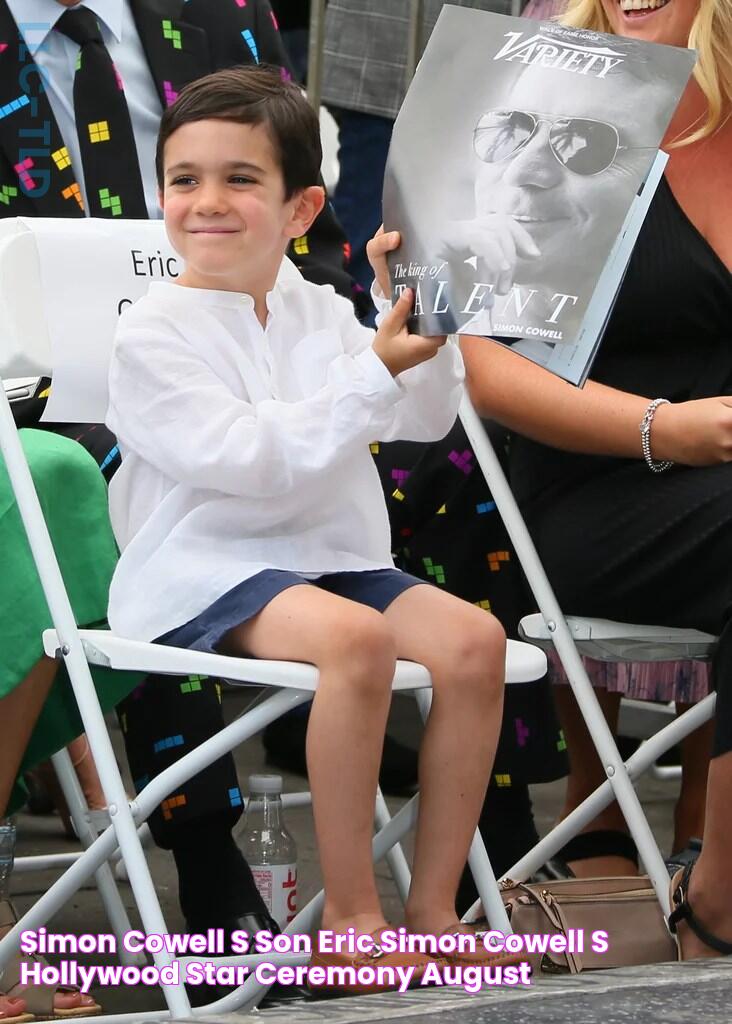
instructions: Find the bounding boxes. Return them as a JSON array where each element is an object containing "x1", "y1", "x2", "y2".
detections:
[{"x1": 54, "y1": 5, "x2": 147, "y2": 218}]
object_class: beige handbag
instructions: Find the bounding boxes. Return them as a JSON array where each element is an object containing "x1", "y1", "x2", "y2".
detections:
[{"x1": 500, "y1": 875, "x2": 678, "y2": 973}]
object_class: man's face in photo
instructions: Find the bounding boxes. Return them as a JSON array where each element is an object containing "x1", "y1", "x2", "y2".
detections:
[{"x1": 472, "y1": 67, "x2": 657, "y2": 281}]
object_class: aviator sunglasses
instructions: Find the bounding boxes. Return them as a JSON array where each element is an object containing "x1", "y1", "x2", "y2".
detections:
[{"x1": 473, "y1": 109, "x2": 636, "y2": 177}]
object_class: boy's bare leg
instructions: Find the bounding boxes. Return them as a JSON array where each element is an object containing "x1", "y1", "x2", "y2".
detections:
[
  {"x1": 220, "y1": 585, "x2": 397, "y2": 936},
  {"x1": 381, "y1": 585, "x2": 505, "y2": 937}
]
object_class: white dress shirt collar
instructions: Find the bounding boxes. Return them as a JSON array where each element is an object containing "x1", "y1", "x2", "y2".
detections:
[
  {"x1": 149, "y1": 281, "x2": 285, "y2": 317},
  {"x1": 6, "y1": 0, "x2": 124, "y2": 56}
]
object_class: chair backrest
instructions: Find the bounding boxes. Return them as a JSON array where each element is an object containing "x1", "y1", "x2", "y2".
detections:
[{"x1": 0, "y1": 217, "x2": 301, "y2": 423}]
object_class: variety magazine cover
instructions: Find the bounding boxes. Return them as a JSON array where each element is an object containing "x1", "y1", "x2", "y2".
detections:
[{"x1": 383, "y1": 7, "x2": 695, "y2": 384}]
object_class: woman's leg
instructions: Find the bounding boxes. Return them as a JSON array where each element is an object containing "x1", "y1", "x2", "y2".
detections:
[
  {"x1": 552, "y1": 685, "x2": 638, "y2": 876},
  {"x1": 26, "y1": 735, "x2": 108, "y2": 842},
  {"x1": 0, "y1": 657, "x2": 57, "y2": 817},
  {"x1": 379, "y1": 585, "x2": 505, "y2": 936},
  {"x1": 674, "y1": 750, "x2": 732, "y2": 958},
  {"x1": 68, "y1": 735, "x2": 106, "y2": 811},
  {"x1": 220, "y1": 585, "x2": 397, "y2": 936},
  {"x1": 674, "y1": 702, "x2": 713, "y2": 853},
  {"x1": 672, "y1": 626, "x2": 732, "y2": 958}
]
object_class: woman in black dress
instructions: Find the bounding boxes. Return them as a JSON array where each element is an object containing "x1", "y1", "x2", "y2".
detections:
[{"x1": 461, "y1": 0, "x2": 732, "y2": 959}]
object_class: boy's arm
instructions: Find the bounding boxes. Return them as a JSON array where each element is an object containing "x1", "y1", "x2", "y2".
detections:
[
  {"x1": 351, "y1": 228, "x2": 465, "y2": 441},
  {"x1": 335, "y1": 284, "x2": 465, "y2": 444},
  {"x1": 378, "y1": 346, "x2": 464, "y2": 443},
  {"x1": 107, "y1": 310, "x2": 405, "y2": 502}
]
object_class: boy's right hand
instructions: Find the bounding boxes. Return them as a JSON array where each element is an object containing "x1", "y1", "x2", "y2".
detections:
[{"x1": 372, "y1": 288, "x2": 447, "y2": 377}]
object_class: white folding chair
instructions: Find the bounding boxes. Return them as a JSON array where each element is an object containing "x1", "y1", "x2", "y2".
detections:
[
  {"x1": 0, "y1": 217, "x2": 546, "y2": 1019},
  {"x1": 521, "y1": 616, "x2": 714, "y2": 784},
  {"x1": 457, "y1": 399, "x2": 717, "y2": 922}
]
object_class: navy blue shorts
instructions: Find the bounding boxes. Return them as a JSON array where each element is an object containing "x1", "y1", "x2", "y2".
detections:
[{"x1": 155, "y1": 568, "x2": 424, "y2": 654}]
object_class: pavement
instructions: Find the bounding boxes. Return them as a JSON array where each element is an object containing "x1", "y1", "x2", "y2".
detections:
[
  {"x1": 10, "y1": 688, "x2": 725, "y2": 1023},
  {"x1": 182, "y1": 959, "x2": 732, "y2": 1024}
]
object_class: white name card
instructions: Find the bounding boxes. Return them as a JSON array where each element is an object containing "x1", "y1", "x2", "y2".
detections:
[
  {"x1": 0, "y1": 217, "x2": 301, "y2": 424},
  {"x1": 10, "y1": 218, "x2": 179, "y2": 423}
]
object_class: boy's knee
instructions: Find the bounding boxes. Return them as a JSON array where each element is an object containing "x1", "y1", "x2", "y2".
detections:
[
  {"x1": 436, "y1": 613, "x2": 506, "y2": 697},
  {"x1": 323, "y1": 608, "x2": 397, "y2": 686}
]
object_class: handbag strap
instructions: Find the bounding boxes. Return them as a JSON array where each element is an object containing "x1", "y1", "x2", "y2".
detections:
[
  {"x1": 540, "y1": 893, "x2": 583, "y2": 973},
  {"x1": 669, "y1": 862, "x2": 732, "y2": 956},
  {"x1": 510, "y1": 885, "x2": 583, "y2": 973}
]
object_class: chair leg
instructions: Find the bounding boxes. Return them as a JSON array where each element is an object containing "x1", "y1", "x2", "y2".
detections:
[
  {"x1": 0, "y1": 389, "x2": 192, "y2": 1018},
  {"x1": 459, "y1": 695, "x2": 718, "y2": 924},
  {"x1": 50, "y1": 749, "x2": 145, "y2": 967},
  {"x1": 113, "y1": 822, "x2": 153, "y2": 882},
  {"x1": 458, "y1": 397, "x2": 672, "y2": 915},
  {"x1": 565, "y1": 654, "x2": 673, "y2": 915},
  {"x1": 200, "y1": 793, "x2": 430, "y2": 1015},
  {"x1": 651, "y1": 764, "x2": 682, "y2": 782}
]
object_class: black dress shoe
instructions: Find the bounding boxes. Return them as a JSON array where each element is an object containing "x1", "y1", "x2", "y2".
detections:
[
  {"x1": 263, "y1": 713, "x2": 419, "y2": 795},
  {"x1": 184, "y1": 912, "x2": 310, "y2": 1008}
]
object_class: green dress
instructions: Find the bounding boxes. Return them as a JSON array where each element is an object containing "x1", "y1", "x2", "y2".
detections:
[{"x1": 1, "y1": 429, "x2": 139, "y2": 812}]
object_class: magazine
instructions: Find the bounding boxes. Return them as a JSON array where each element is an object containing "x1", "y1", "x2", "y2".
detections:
[{"x1": 382, "y1": 7, "x2": 695, "y2": 385}]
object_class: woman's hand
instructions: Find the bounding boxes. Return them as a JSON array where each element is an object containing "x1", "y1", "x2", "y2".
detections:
[
  {"x1": 366, "y1": 226, "x2": 400, "y2": 299},
  {"x1": 441, "y1": 214, "x2": 540, "y2": 295},
  {"x1": 460, "y1": 334, "x2": 732, "y2": 467},
  {"x1": 372, "y1": 287, "x2": 447, "y2": 377},
  {"x1": 653, "y1": 397, "x2": 732, "y2": 465}
]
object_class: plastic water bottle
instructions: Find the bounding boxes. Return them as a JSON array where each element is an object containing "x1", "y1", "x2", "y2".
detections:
[
  {"x1": 0, "y1": 820, "x2": 16, "y2": 901},
  {"x1": 238, "y1": 775, "x2": 297, "y2": 930}
]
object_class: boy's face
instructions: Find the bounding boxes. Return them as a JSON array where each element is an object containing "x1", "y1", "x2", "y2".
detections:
[{"x1": 160, "y1": 119, "x2": 319, "y2": 294}]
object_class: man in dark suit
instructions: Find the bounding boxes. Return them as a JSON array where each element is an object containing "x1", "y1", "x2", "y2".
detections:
[
  {"x1": 0, "y1": 0, "x2": 353, "y2": 292},
  {"x1": 0, "y1": 0, "x2": 352, "y2": 959}
]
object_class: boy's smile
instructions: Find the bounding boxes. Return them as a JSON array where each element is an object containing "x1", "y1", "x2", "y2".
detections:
[{"x1": 160, "y1": 119, "x2": 310, "y2": 314}]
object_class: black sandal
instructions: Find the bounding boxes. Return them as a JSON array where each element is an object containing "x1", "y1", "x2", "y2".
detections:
[
  {"x1": 557, "y1": 829, "x2": 639, "y2": 868},
  {"x1": 665, "y1": 837, "x2": 702, "y2": 877},
  {"x1": 668, "y1": 861, "x2": 732, "y2": 959}
]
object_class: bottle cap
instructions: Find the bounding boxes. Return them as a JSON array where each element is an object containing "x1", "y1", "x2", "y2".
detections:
[{"x1": 248, "y1": 774, "x2": 283, "y2": 795}]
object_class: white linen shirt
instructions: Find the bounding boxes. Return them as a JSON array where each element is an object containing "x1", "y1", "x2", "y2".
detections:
[{"x1": 106, "y1": 276, "x2": 464, "y2": 641}]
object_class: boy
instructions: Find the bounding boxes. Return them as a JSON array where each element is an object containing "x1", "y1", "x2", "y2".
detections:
[{"x1": 106, "y1": 66, "x2": 511, "y2": 991}]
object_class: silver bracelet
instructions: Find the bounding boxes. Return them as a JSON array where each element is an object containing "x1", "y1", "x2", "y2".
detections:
[{"x1": 639, "y1": 398, "x2": 674, "y2": 473}]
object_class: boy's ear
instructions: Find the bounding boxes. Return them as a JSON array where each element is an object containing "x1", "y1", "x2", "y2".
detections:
[
  {"x1": 286, "y1": 185, "x2": 326, "y2": 239},
  {"x1": 157, "y1": 187, "x2": 164, "y2": 212}
]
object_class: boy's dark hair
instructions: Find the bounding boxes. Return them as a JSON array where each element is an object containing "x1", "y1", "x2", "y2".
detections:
[{"x1": 155, "y1": 65, "x2": 322, "y2": 198}]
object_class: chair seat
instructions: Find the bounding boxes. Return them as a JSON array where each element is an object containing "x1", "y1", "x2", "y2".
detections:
[
  {"x1": 43, "y1": 629, "x2": 546, "y2": 690},
  {"x1": 519, "y1": 612, "x2": 716, "y2": 663}
]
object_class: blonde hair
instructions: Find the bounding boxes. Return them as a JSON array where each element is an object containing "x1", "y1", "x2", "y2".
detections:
[{"x1": 560, "y1": 0, "x2": 732, "y2": 144}]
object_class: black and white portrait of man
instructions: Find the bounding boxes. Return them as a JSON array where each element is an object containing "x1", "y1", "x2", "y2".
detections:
[{"x1": 383, "y1": 8, "x2": 692, "y2": 348}]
